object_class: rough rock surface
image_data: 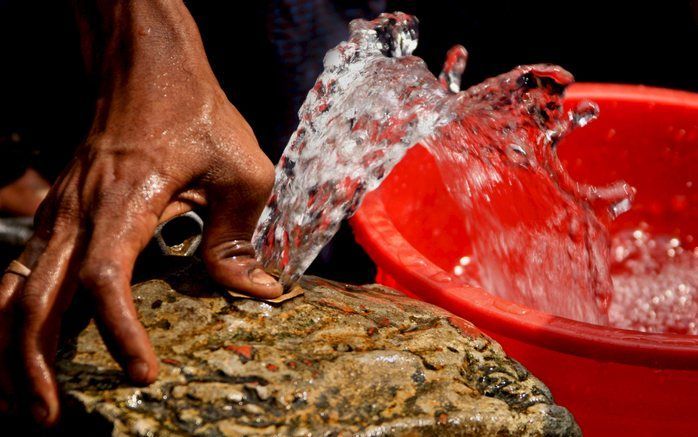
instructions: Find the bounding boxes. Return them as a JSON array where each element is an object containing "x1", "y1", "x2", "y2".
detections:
[{"x1": 56, "y1": 275, "x2": 580, "y2": 436}]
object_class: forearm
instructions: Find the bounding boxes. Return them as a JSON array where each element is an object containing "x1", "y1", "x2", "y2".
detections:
[
  {"x1": 70, "y1": 0, "x2": 225, "y2": 139},
  {"x1": 71, "y1": 0, "x2": 216, "y2": 91}
]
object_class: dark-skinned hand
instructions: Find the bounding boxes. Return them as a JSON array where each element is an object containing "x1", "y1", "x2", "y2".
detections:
[{"x1": 0, "y1": 0, "x2": 282, "y2": 426}]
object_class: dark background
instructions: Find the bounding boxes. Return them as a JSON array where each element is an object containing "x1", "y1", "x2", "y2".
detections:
[
  {"x1": 2, "y1": 1, "x2": 696, "y2": 170},
  {"x1": 0, "y1": 0, "x2": 696, "y2": 282}
]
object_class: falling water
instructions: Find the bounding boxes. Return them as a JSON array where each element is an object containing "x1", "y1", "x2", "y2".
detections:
[
  {"x1": 424, "y1": 64, "x2": 634, "y2": 324},
  {"x1": 254, "y1": 13, "x2": 454, "y2": 285},
  {"x1": 251, "y1": 12, "x2": 690, "y2": 328}
]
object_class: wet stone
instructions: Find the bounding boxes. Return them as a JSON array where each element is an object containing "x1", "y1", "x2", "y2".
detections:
[{"x1": 56, "y1": 276, "x2": 580, "y2": 436}]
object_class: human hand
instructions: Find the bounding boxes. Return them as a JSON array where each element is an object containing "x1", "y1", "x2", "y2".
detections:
[{"x1": 0, "y1": 0, "x2": 281, "y2": 425}]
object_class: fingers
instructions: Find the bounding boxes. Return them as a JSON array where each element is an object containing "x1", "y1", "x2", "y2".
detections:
[
  {"x1": 203, "y1": 238, "x2": 282, "y2": 298},
  {"x1": 8, "y1": 173, "x2": 87, "y2": 426},
  {"x1": 4, "y1": 169, "x2": 170, "y2": 426},
  {"x1": 18, "y1": 229, "x2": 81, "y2": 426},
  {"x1": 159, "y1": 188, "x2": 207, "y2": 222},
  {"x1": 0, "y1": 235, "x2": 48, "y2": 415},
  {"x1": 201, "y1": 161, "x2": 282, "y2": 299},
  {"x1": 81, "y1": 262, "x2": 158, "y2": 386},
  {"x1": 0, "y1": 175, "x2": 70, "y2": 422},
  {"x1": 78, "y1": 184, "x2": 174, "y2": 387}
]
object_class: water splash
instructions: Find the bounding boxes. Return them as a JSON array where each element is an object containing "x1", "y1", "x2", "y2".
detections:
[
  {"x1": 439, "y1": 45, "x2": 468, "y2": 93},
  {"x1": 252, "y1": 12, "x2": 634, "y2": 324},
  {"x1": 254, "y1": 13, "x2": 454, "y2": 284},
  {"x1": 427, "y1": 66, "x2": 635, "y2": 323}
]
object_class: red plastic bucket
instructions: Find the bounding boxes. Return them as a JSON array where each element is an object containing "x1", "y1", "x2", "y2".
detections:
[{"x1": 352, "y1": 83, "x2": 698, "y2": 436}]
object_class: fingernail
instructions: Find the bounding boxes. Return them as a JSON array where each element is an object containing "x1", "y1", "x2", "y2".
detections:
[
  {"x1": 31, "y1": 402, "x2": 48, "y2": 423},
  {"x1": 249, "y1": 268, "x2": 278, "y2": 287},
  {"x1": 128, "y1": 360, "x2": 150, "y2": 383}
]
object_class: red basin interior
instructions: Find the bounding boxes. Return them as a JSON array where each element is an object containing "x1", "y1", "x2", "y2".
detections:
[{"x1": 352, "y1": 83, "x2": 698, "y2": 436}]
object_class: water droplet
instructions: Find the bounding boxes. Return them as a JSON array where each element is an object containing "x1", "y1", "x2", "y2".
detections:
[
  {"x1": 610, "y1": 198, "x2": 632, "y2": 218},
  {"x1": 439, "y1": 45, "x2": 468, "y2": 93},
  {"x1": 571, "y1": 100, "x2": 599, "y2": 128}
]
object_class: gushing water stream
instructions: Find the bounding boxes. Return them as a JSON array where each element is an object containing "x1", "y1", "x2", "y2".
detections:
[
  {"x1": 254, "y1": 14, "x2": 452, "y2": 285},
  {"x1": 420, "y1": 69, "x2": 632, "y2": 324},
  {"x1": 252, "y1": 13, "x2": 695, "y2": 332}
]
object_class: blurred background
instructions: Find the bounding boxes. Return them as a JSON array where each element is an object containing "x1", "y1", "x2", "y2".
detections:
[{"x1": 1, "y1": 0, "x2": 696, "y2": 281}]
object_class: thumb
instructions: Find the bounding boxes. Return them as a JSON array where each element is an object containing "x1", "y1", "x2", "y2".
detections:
[{"x1": 201, "y1": 175, "x2": 282, "y2": 299}]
